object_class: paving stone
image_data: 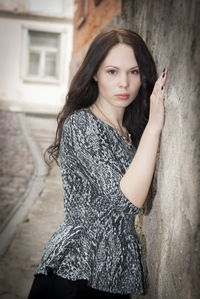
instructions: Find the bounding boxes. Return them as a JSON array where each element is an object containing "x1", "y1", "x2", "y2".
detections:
[
  {"x1": 0, "y1": 114, "x2": 61, "y2": 299},
  {"x1": 0, "y1": 111, "x2": 34, "y2": 230}
]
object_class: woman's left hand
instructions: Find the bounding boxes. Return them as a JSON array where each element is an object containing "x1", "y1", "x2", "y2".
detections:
[{"x1": 147, "y1": 68, "x2": 168, "y2": 134}]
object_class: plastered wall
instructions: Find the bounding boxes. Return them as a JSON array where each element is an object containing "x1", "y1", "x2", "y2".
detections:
[
  {"x1": 73, "y1": 0, "x2": 121, "y2": 54},
  {"x1": 121, "y1": 0, "x2": 200, "y2": 298}
]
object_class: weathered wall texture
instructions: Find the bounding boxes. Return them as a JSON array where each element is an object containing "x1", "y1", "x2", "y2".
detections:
[
  {"x1": 121, "y1": 0, "x2": 200, "y2": 298},
  {"x1": 73, "y1": 0, "x2": 121, "y2": 54}
]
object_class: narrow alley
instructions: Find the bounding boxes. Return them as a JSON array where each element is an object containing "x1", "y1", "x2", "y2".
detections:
[
  {"x1": 0, "y1": 0, "x2": 199, "y2": 298},
  {"x1": 0, "y1": 113, "x2": 64, "y2": 299}
]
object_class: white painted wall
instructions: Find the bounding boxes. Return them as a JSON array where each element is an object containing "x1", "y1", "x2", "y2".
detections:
[
  {"x1": 0, "y1": 0, "x2": 74, "y2": 19},
  {"x1": 29, "y1": 0, "x2": 74, "y2": 18}
]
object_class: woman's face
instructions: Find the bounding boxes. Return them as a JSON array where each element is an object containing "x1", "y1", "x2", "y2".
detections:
[{"x1": 94, "y1": 43, "x2": 141, "y2": 109}]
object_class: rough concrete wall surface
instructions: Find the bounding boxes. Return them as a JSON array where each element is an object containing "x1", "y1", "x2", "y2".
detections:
[{"x1": 121, "y1": 0, "x2": 200, "y2": 298}]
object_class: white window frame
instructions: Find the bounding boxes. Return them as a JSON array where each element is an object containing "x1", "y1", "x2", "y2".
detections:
[{"x1": 21, "y1": 25, "x2": 67, "y2": 84}]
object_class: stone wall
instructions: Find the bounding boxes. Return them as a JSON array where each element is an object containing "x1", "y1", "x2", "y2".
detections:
[{"x1": 121, "y1": 0, "x2": 200, "y2": 298}]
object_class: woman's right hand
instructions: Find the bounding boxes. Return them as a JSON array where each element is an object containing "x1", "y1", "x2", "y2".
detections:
[{"x1": 147, "y1": 68, "x2": 168, "y2": 134}]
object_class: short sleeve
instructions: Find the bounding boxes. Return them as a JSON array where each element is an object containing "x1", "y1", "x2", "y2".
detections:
[{"x1": 60, "y1": 111, "x2": 142, "y2": 215}]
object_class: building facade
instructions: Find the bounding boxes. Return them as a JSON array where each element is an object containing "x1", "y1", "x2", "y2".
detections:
[{"x1": 0, "y1": 0, "x2": 73, "y2": 114}]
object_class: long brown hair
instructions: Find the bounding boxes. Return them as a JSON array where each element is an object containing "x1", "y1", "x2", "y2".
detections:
[{"x1": 45, "y1": 28, "x2": 157, "y2": 165}]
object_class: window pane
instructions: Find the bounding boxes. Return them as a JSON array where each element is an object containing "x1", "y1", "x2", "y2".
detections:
[
  {"x1": 44, "y1": 53, "x2": 56, "y2": 77},
  {"x1": 29, "y1": 52, "x2": 40, "y2": 75},
  {"x1": 30, "y1": 31, "x2": 58, "y2": 48}
]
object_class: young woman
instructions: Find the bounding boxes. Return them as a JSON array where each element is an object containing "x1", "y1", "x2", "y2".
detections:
[{"x1": 27, "y1": 28, "x2": 168, "y2": 299}]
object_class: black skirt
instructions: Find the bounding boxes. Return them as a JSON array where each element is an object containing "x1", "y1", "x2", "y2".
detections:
[{"x1": 27, "y1": 270, "x2": 131, "y2": 299}]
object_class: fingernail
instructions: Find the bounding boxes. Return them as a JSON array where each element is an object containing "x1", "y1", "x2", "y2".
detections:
[
  {"x1": 161, "y1": 86, "x2": 164, "y2": 90},
  {"x1": 163, "y1": 68, "x2": 165, "y2": 72},
  {"x1": 162, "y1": 72, "x2": 165, "y2": 78}
]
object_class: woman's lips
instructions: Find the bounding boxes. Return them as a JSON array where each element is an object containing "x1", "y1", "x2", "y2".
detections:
[{"x1": 115, "y1": 94, "x2": 130, "y2": 100}]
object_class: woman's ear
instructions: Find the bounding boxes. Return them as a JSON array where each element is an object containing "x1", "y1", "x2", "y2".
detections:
[{"x1": 93, "y1": 75, "x2": 98, "y2": 82}]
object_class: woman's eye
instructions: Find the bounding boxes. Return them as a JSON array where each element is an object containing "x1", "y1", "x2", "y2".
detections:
[
  {"x1": 107, "y1": 70, "x2": 117, "y2": 75},
  {"x1": 130, "y1": 70, "x2": 140, "y2": 75}
]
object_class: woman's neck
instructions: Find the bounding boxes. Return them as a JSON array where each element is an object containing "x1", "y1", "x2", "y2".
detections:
[
  {"x1": 89, "y1": 98, "x2": 128, "y2": 137},
  {"x1": 92, "y1": 98, "x2": 125, "y2": 128}
]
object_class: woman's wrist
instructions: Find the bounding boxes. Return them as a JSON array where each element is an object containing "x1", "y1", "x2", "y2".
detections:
[{"x1": 145, "y1": 122, "x2": 162, "y2": 138}]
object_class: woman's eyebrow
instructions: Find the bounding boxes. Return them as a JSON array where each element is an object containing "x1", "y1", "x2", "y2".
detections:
[
  {"x1": 104, "y1": 65, "x2": 139, "y2": 70},
  {"x1": 129, "y1": 66, "x2": 139, "y2": 70}
]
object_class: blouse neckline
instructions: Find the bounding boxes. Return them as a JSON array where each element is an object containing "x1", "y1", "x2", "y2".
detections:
[
  {"x1": 84, "y1": 107, "x2": 125, "y2": 138},
  {"x1": 83, "y1": 108, "x2": 134, "y2": 150}
]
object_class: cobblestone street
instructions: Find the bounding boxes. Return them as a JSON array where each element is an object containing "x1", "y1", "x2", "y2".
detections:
[
  {"x1": 0, "y1": 111, "x2": 34, "y2": 231},
  {"x1": 0, "y1": 112, "x2": 64, "y2": 299}
]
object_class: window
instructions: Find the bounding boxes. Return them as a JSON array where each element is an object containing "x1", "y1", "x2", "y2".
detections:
[
  {"x1": 21, "y1": 25, "x2": 69, "y2": 84},
  {"x1": 27, "y1": 30, "x2": 60, "y2": 80}
]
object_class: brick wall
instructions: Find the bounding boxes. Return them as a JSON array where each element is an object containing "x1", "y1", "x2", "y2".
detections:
[{"x1": 73, "y1": 0, "x2": 121, "y2": 54}]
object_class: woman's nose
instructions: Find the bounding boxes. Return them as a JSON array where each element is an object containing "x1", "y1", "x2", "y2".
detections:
[{"x1": 118, "y1": 73, "x2": 129, "y2": 88}]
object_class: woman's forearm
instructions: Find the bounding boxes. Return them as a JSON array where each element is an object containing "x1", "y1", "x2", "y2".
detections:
[{"x1": 120, "y1": 124, "x2": 161, "y2": 208}]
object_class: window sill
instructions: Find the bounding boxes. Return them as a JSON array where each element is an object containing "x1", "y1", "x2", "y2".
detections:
[{"x1": 23, "y1": 77, "x2": 61, "y2": 85}]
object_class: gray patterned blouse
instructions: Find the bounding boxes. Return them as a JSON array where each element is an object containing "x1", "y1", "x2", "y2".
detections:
[{"x1": 35, "y1": 108, "x2": 146, "y2": 294}]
